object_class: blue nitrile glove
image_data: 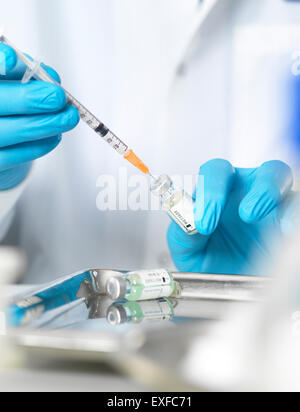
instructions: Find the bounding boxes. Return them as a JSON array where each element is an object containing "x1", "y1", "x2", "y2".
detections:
[
  {"x1": 168, "y1": 159, "x2": 299, "y2": 276},
  {"x1": 0, "y1": 43, "x2": 79, "y2": 190}
]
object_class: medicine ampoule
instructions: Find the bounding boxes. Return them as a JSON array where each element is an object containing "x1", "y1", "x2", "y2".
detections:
[
  {"x1": 106, "y1": 298, "x2": 175, "y2": 325},
  {"x1": 150, "y1": 175, "x2": 197, "y2": 235},
  {"x1": 106, "y1": 269, "x2": 182, "y2": 302}
]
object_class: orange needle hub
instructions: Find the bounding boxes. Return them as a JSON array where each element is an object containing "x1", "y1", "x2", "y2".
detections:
[{"x1": 124, "y1": 149, "x2": 150, "y2": 175}]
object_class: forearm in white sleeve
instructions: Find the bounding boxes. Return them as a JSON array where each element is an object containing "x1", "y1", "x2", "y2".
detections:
[{"x1": 0, "y1": 178, "x2": 29, "y2": 241}]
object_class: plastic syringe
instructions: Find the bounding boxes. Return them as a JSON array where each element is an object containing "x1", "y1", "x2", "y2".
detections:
[{"x1": 0, "y1": 31, "x2": 150, "y2": 175}]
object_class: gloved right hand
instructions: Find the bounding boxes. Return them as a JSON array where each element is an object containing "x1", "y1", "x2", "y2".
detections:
[
  {"x1": 167, "y1": 159, "x2": 299, "y2": 276},
  {"x1": 0, "y1": 43, "x2": 80, "y2": 190}
]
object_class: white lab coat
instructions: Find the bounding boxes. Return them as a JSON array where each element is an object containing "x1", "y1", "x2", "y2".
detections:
[{"x1": 1, "y1": 0, "x2": 300, "y2": 283}]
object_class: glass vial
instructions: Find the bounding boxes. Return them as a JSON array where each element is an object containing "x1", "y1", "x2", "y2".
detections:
[
  {"x1": 150, "y1": 175, "x2": 197, "y2": 235},
  {"x1": 106, "y1": 269, "x2": 182, "y2": 302},
  {"x1": 106, "y1": 298, "x2": 175, "y2": 325}
]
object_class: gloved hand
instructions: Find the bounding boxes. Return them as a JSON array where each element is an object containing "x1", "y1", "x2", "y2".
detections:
[
  {"x1": 168, "y1": 159, "x2": 299, "y2": 276},
  {"x1": 0, "y1": 43, "x2": 79, "y2": 190}
]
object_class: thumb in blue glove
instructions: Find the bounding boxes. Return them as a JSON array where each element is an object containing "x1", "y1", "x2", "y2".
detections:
[
  {"x1": 0, "y1": 43, "x2": 80, "y2": 190},
  {"x1": 167, "y1": 159, "x2": 298, "y2": 276}
]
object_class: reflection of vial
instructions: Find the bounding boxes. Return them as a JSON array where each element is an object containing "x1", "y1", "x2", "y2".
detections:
[
  {"x1": 150, "y1": 175, "x2": 197, "y2": 235},
  {"x1": 87, "y1": 296, "x2": 115, "y2": 320},
  {"x1": 107, "y1": 298, "x2": 175, "y2": 325},
  {"x1": 106, "y1": 269, "x2": 182, "y2": 302}
]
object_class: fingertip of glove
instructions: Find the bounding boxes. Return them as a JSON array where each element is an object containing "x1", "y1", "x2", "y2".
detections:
[
  {"x1": 56, "y1": 105, "x2": 80, "y2": 132},
  {"x1": 32, "y1": 82, "x2": 67, "y2": 112},
  {"x1": 195, "y1": 219, "x2": 216, "y2": 236},
  {"x1": 64, "y1": 106, "x2": 80, "y2": 129},
  {"x1": 0, "y1": 44, "x2": 17, "y2": 73},
  {"x1": 238, "y1": 203, "x2": 256, "y2": 224},
  {"x1": 41, "y1": 63, "x2": 62, "y2": 84},
  {"x1": 53, "y1": 86, "x2": 67, "y2": 111},
  {"x1": 239, "y1": 191, "x2": 261, "y2": 223},
  {"x1": 195, "y1": 200, "x2": 221, "y2": 236},
  {"x1": 199, "y1": 158, "x2": 234, "y2": 174},
  {"x1": 239, "y1": 186, "x2": 278, "y2": 223}
]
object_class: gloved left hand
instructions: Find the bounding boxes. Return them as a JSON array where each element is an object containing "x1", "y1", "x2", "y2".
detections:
[
  {"x1": 0, "y1": 43, "x2": 79, "y2": 191},
  {"x1": 168, "y1": 159, "x2": 299, "y2": 276}
]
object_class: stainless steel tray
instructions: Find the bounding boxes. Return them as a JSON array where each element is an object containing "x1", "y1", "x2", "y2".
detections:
[{"x1": 3, "y1": 269, "x2": 271, "y2": 390}]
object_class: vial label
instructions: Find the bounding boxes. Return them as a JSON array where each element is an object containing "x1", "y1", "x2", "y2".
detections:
[
  {"x1": 168, "y1": 193, "x2": 197, "y2": 234},
  {"x1": 139, "y1": 286, "x2": 173, "y2": 300},
  {"x1": 128, "y1": 269, "x2": 174, "y2": 300},
  {"x1": 137, "y1": 299, "x2": 174, "y2": 322}
]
